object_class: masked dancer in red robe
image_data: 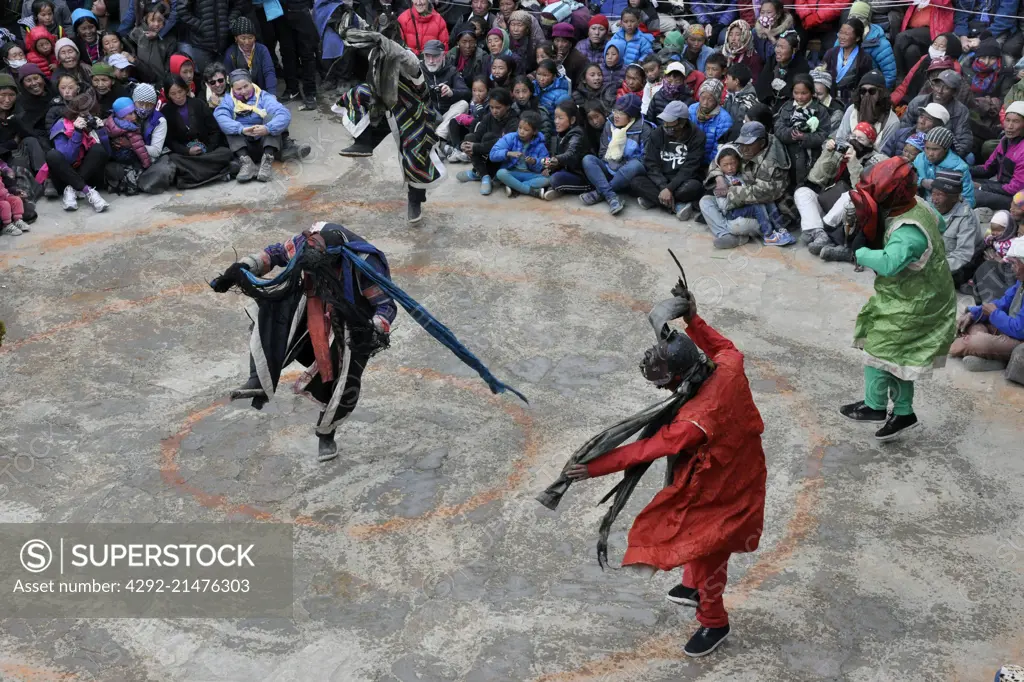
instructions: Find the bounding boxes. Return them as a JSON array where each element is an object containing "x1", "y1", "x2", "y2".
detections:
[{"x1": 539, "y1": 287, "x2": 767, "y2": 658}]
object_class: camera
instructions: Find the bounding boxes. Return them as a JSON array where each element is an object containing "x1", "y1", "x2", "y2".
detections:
[
  {"x1": 84, "y1": 115, "x2": 100, "y2": 131},
  {"x1": 835, "y1": 142, "x2": 850, "y2": 155}
]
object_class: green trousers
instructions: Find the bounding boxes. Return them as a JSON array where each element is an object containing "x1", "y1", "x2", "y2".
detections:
[{"x1": 864, "y1": 366, "x2": 915, "y2": 416}]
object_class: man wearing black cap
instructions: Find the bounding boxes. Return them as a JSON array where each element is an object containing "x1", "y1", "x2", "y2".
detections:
[
  {"x1": 902, "y1": 70, "x2": 974, "y2": 160},
  {"x1": 630, "y1": 100, "x2": 706, "y2": 220},
  {"x1": 929, "y1": 169, "x2": 984, "y2": 287},
  {"x1": 420, "y1": 39, "x2": 470, "y2": 148},
  {"x1": 699, "y1": 120, "x2": 792, "y2": 249}
]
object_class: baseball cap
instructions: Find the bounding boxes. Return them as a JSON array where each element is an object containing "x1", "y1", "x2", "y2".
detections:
[
  {"x1": 665, "y1": 62, "x2": 686, "y2": 76},
  {"x1": 931, "y1": 69, "x2": 962, "y2": 89},
  {"x1": 422, "y1": 40, "x2": 445, "y2": 56},
  {"x1": 658, "y1": 100, "x2": 688, "y2": 122},
  {"x1": 922, "y1": 102, "x2": 950, "y2": 125},
  {"x1": 735, "y1": 121, "x2": 766, "y2": 144},
  {"x1": 107, "y1": 54, "x2": 131, "y2": 70}
]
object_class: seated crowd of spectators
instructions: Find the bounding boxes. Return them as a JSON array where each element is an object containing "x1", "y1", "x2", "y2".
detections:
[{"x1": 0, "y1": 0, "x2": 1021, "y2": 376}]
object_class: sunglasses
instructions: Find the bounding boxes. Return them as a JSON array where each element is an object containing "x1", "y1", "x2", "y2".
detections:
[
  {"x1": 207, "y1": 77, "x2": 225, "y2": 84},
  {"x1": 860, "y1": 86, "x2": 878, "y2": 94}
]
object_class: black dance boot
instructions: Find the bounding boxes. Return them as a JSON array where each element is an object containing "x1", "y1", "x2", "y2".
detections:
[
  {"x1": 839, "y1": 401, "x2": 887, "y2": 422},
  {"x1": 667, "y1": 584, "x2": 700, "y2": 607},
  {"x1": 683, "y1": 624, "x2": 731, "y2": 657},
  {"x1": 317, "y1": 432, "x2": 338, "y2": 462},
  {"x1": 875, "y1": 413, "x2": 919, "y2": 442},
  {"x1": 230, "y1": 375, "x2": 266, "y2": 401}
]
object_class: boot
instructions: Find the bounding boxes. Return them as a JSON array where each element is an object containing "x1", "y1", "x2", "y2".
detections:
[
  {"x1": 820, "y1": 245, "x2": 854, "y2": 262},
  {"x1": 807, "y1": 229, "x2": 831, "y2": 255},
  {"x1": 236, "y1": 154, "x2": 258, "y2": 182},
  {"x1": 43, "y1": 178, "x2": 58, "y2": 198},
  {"x1": 408, "y1": 196, "x2": 422, "y2": 224},
  {"x1": 230, "y1": 375, "x2": 267, "y2": 401},
  {"x1": 338, "y1": 141, "x2": 375, "y2": 157},
  {"x1": 256, "y1": 153, "x2": 274, "y2": 182},
  {"x1": 318, "y1": 432, "x2": 339, "y2": 462}
]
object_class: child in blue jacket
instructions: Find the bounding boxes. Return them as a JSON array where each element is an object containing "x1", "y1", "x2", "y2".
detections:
[
  {"x1": 491, "y1": 110, "x2": 550, "y2": 198},
  {"x1": 534, "y1": 60, "x2": 569, "y2": 117},
  {"x1": 610, "y1": 8, "x2": 653, "y2": 64},
  {"x1": 214, "y1": 69, "x2": 292, "y2": 183}
]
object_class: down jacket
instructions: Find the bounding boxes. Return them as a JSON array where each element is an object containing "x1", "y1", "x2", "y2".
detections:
[
  {"x1": 953, "y1": 0, "x2": 1018, "y2": 38},
  {"x1": 609, "y1": 27, "x2": 653, "y2": 65},
  {"x1": 687, "y1": 103, "x2": 733, "y2": 165},
  {"x1": 550, "y1": 124, "x2": 588, "y2": 173},
  {"x1": 794, "y1": 0, "x2": 845, "y2": 31},
  {"x1": 397, "y1": 8, "x2": 449, "y2": 55},
  {"x1": 214, "y1": 87, "x2": 291, "y2": 136},
  {"x1": 175, "y1": 0, "x2": 244, "y2": 54},
  {"x1": 489, "y1": 131, "x2": 548, "y2": 171},
  {"x1": 596, "y1": 116, "x2": 654, "y2": 167},
  {"x1": 690, "y1": 1, "x2": 737, "y2": 28},
  {"x1": 104, "y1": 116, "x2": 152, "y2": 168},
  {"x1": 859, "y1": 23, "x2": 896, "y2": 89}
]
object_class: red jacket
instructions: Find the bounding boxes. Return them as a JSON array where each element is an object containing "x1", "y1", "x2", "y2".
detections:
[
  {"x1": 26, "y1": 26, "x2": 58, "y2": 78},
  {"x1": 794, "y1": 0, "x2": 850, "y2": 31},
  {"x1": 397, "y1": 8, "x2": 449, "y2": 55},
  {"x1": 900, "y1": 0, "x2": 954, "y2": 41},
  {"x1": 588, "y1": 316, "x2": 767, "y2": 570}
]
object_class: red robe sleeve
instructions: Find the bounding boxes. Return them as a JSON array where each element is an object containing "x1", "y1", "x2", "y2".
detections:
[
  {"x1": 685, "y1": 314, "x2": 738, "y2": 360},
  {"x1": 587, "y1": 419, "x2": 706, "y2": 478}
]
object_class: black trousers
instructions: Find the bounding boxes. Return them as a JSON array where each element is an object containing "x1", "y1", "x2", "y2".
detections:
[
  {"x1": 628, "y1": 175, "x2": 703, "y2": 207},
  {"x1": 356, "y1": 122, "x2": 427, "y2": 204},
  {"x1": 45, "y1": 146, "x2": 108, "y2": 192},
  {"x1": 276, "y1": 8, "x2": 319, "y2": 96},
  {"x1": 314, "y1": 331, "x2": 373, "y2": 436},
  {"x1": 465, "y1": 133, "x2": 500, "y2": 179},
  {"x1": 895, "y1": 27, "x2": 931, "y2": 76},
  {"x1": 975, "y1": 188, "x2": 1012, "y2": 211}
]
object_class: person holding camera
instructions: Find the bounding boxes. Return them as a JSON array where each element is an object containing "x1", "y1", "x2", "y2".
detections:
[
  {"x1": 774, "y1": 72, "x2": 832, "y2": 188},
  {"x1": 42, "y1": 89, "x2": 111, "y2": 212}
]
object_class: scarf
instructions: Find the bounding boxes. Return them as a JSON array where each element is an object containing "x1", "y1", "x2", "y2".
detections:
[
  {"x1": 659, "y1": 79, "x2": 685, "y2": 100},
  {"x1": 113, "y1": 115, "x2": 138, "y2": 132},
  {"x1": 232, "y1": 84, "x2": 267, "y2": 119},
  {"x1": 848, "y1": 157, "x2": 919, "y2": 249},
  {"x1": 721, "y1": 19, "x2": 753, "y2": 62},
  {"x1": 604, "y1": 119, "x2": 632, "y2": 161},
  {"x1": 835, "y1": 45, "x2": 860, "y2": 84},
  {"x1": 615, "y1": 81, "x2": 642, "y2": 99},
  {"x1": 753, "y1": 10, "x2": 793, "y2": 41},
  {"x1": 971, "y1": 60, "x2": 999, "y2": 95}
]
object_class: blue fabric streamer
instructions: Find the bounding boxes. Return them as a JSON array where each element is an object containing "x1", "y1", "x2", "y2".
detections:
[{"x1": 238, "y1": 242, "x2": 529, "y2": 404}]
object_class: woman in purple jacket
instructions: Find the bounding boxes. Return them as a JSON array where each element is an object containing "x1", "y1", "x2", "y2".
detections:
[
  {"x1": 43, "y1": 89, "x2": 111, "y2": 212},
  {"x1": 691, "y1": 0, "x2": 738, "y2": 46}
]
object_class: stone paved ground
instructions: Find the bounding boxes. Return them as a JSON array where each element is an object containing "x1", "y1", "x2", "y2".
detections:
[{"x1": 1, "y1": 108, "x2": 1022, "y2": 682}]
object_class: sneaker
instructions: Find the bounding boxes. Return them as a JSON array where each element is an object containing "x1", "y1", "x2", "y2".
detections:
[
  {"x1": 712, "y1": 234, "x2": 748, "y2": 249},
  {"x1": 456, "y1": 169, "x2": 479, "y2": 182},
  {"x1": 480, "y1": 175, "x2": 492, "y2": 195},
  {"x1": 62, "y1": 184, "x2": 78, "y2": 211},
  {"x1": 637, "y1": 196, "x2": 655, "y2": 210},
  {"x1": 338, "y1": 143, "x2": 374, "y2": 157},
  {"x1": 807, "y1": 230, "x2": 831, "y2": 255},
  {"x1": 299, "y1": 95, "x2": 318, "y2": 111},
  {"x1": 580, "y1": 190, "x2": 601, "y2": 205},
  {"x1": 43, "y1": 178, "x2": 58, "y2": 198},
  {"x1": 1, "y1": 222, "x2": 22, "y2": 236},
  {"x1": 505, "y1": 184, "x2": 517, "y2": 198},
  {"x1": 539, "y1": 187, "x2": 560, "y2": 201},
  {"x1": 236, "y1": 155, "x2": 258, "y2": 182},
  {"x1": 765, "y1": 229, "x2": 796, "y2": 246},
  {"x1": 11, "y1": 219, "x2": 30, "y2": 233},
  {"x1": 256, "y1": 154, "x2": 274, "y2": 182},
  {"x1": 675, "y1": 202, "x2": 695, "y2": 221},
  {"x1": 280, "y1": 89, "x2": 300, "y2": 102},
  {"x1": 408, "y1": 198, "x2": 423, "y2": 224},
  {"x1": 875, "y1": 413, "x2": 919, "y2": 442},
  {"x1": 608, "y1": 194, "x2": 624, "y2": 215},
  {"x1": 962, "y1": 356, "x2": 1007, "y2": 372},
  {"x1": 452, "y1": 151, "x2": 470, "y2": 163},
  {"x1": 728, "y1": 217, "x2": 761, "y2": 237},
  {"x1": 820, "y1": 245, "x2": 854, "y2": 262},
  {"x1": 666, "y1": 584, "x2": 699, "y2": 607},
  {"x1": 318, "y1": 433, "x2": 339, "y2": 462},
  {"x1": 85, "y1": 187, "x2": 109, "y2": 212},
  {"x1": 683, "y1": 625, "x2": 731, "y2": 658},
  {"x1": 839, "y1": 400, "x2": 887, "y2": 422}
]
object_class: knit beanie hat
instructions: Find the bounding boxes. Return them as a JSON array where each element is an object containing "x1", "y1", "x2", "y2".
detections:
[
  {"x1": 848, "y1": 1, "x2": 871, "y2": 21},
  {"x1": 54, "y1": 37, "x2": 79, "y2": 57},
  {"x1": 589, "y1": 14, "x2": 609, "y2": 29},
  {"x1": 926, "y1": 126, "x2": 954, "y2": 150},
  {"x1": 552, "y1": 22, "x2": 575, "y2": 38},
  {"x1": 614, "y1": 93, "x2": 641, "y2": 119},
  {"x1": 699, "y1": 77, "x2": 724, "y2": 100},
  {"x1": 906, "y1": 131, "x2": 926, "y2": 151},
  {"x1": 90, "y1": 61, "x2": 114, "y2": 78},
  {"x1": 453, "y1": 22, "x2": 475, "y2": 39},
  {"x1": 932, "y1": 169, "x2": 962, "y2": 194},
  {"x1": 811, "y1": 68, "x2": 832, "y2": 89},
  {"x1": 232, "y1": 16, "x2": 256, "y2": 37},
  {"x1": 1006, "y1": 101, "x2": 1024, "y2": 119},
  {"x1": 132, "y1": 82, "x2": 157, "y2": 104},
  {"x1": 228, "y1": 69, "x2": 252, "y2": 85},
  {"x1": 974, "y1": 39, "x2": 1002, "y2": 59},
  {"x1": 509, "y1": 9, "x2": 531, "y2": 25},
  {"x1": 662, "y1": 30, "x2": 685, "y2": 51},
  {"x1": 0, "y1": 73, "x2": 16, "y2": 92},
  {"x1": 113, "y1": 96, "x2": 135, "y2": 117}
]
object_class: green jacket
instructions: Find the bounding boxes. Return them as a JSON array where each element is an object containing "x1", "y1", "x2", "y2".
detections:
[{"x1": 853, "y1": 198, "x2": 957, "y2": 380}]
